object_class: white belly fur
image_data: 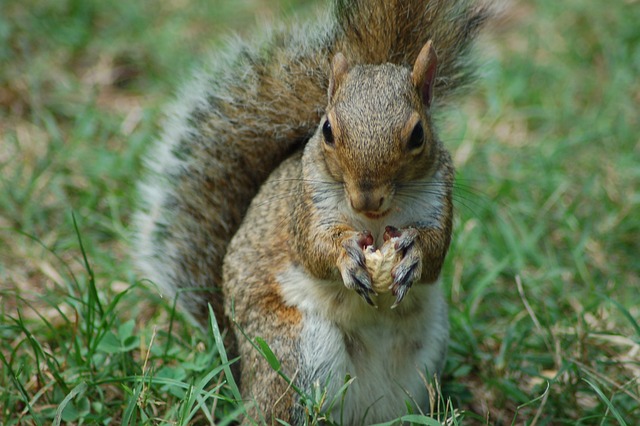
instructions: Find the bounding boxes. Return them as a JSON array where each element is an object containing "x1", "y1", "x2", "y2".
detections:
[{"x1": 278, "y1": 265, "x2": 449, "y2": 424}]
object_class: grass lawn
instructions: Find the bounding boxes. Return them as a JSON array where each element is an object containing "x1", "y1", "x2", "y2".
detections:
[{"x1": 1, "y1": 0, "x2": 638, "y2": 424}]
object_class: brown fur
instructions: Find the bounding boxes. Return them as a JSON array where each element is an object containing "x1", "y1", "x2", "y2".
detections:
[
  {"x1": 134, "y1": 0, "x2": 492, "y2": 328},
  {"x1": 134, "y1": 0, "x2": 493, "y2": 422},
  {"x1": 223, "y1": 47, "x2": 455, "y2": 422}
]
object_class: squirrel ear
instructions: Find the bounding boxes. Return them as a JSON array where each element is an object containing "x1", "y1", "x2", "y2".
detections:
[
  {"x1": 328, "y1": 52, "x2": 349, "y2": 102},
  {"x1": 412, "y1": 41, "x2": 438, "y2": 109}
]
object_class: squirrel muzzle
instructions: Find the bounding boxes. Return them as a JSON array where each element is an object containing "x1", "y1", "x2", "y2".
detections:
[{"x1": 346, "y1": 182, "x2": 393, "y2": 218}]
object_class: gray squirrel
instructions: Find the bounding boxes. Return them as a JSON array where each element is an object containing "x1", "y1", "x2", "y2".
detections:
[{"x1": 134, "y1": 0, "x2": 493, "y2": 423}]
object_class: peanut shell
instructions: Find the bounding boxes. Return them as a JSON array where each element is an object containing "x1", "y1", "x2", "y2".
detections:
[{"x1": 364, "y1": 241, "x2": 400, "y2": 293}]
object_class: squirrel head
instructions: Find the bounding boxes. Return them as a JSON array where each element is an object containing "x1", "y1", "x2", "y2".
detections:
[{"x1": 309, "y1": 41, "x2": 440, "y2": 219}]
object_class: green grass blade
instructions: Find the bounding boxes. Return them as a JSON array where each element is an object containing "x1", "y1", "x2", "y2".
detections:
[
  {"x1": 208, "y1": 305, "x2": 243, "y2": 403},
  {"x1": 53, "y1": 382, "x2": 88, "y2": 426},
  {"x1": 255, "y1": 337, "x2": 281, "y2": 371},
  {"x1": 583, "y1": 379, "x2": 627, "y2": 426},
  {"x1": 121, "y1": 382, "x2": 141, "y2": 426},
  {"x1": 607, "y1": 297, "x2": 640, "y2": 338},
  {"x1": 0, "y1": 350, "x2": 44, "y2": 426}
]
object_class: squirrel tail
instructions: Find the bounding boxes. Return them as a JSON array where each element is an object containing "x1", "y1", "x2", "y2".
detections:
[
  {"x1": 133, "y1": 0, "x2": 494, "y2": 329},
  {"x1": 333, "y1": 0, "x2": 494, "y2": 102}
]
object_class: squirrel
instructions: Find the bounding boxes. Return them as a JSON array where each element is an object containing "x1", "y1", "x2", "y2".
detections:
[
  {"x1": 133, "y1": 0, "x2": 493, "y2": 423},
  {"x1": 224, "y1": 43, "x2": 454, "y2": 423}
]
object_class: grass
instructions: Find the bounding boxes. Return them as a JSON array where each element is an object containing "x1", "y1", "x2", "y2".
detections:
[{"x1": 1, "y1": 0, "x2": 638, "y2": 424}]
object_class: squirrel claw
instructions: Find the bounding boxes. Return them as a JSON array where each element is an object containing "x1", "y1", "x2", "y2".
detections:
[
  {"x1": 338, "y1": 230, "x2": 377, "y2": 307},
  {"x1": 346, "y1": 268, "x2": 377, "y2": 307},
  {"x1": 390, "y1": 284, "x2": 410, "y2": 309},
  {"x1": 390, "y1": 261, "x2": 418, "y2": 308},
  {"x1": 356, "y1": 287, "x2": 378, "y2": 308},
  {"x1": 389, "y1": 227, "x2": 422, "y2": 307}
]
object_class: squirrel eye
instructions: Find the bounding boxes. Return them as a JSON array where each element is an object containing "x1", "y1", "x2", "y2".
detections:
[
  {"x1": 407, "y1": 122, "x2": 424, "y2": 151},
  {"x1": 322, "y1": 119, "x2": 334, "y2": 145}
]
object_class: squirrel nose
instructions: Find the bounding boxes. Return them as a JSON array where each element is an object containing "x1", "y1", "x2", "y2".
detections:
[
  {"x1": 349, "y1": 194, "x2": 385, "y2": 213},
  {"x1": 347, "y1": 183, "x2": 390, "y2": 215}
]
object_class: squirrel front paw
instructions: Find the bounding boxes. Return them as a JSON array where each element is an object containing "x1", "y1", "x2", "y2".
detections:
[
  {"x1": 384, "y1": 226, "x2": 423, "y2": 308},
  {"x1": 337, "y1": 230, "x2": 376, "y2": 306}
]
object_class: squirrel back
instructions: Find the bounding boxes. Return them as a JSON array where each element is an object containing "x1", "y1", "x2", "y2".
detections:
[{"x1": 133, "y1": 0, "x2": 493, "y2": 327}]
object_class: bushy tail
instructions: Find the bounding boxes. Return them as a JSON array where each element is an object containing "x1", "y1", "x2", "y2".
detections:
[
  {"x1": 134, "y1": 0, "x2": 493, "y2": 328},
  {"x1": 334, "y1": 0, "x2": 493, "y2": 102}
]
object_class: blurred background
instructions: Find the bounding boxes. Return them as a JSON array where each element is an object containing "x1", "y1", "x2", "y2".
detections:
[{"x1": 1, "y1": 0, "x2": 638, "y2": 424}]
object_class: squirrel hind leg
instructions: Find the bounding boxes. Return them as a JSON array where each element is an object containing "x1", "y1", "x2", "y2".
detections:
[{"x1": 233, "y1": 309, "x2": 306, "y2": 424}]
